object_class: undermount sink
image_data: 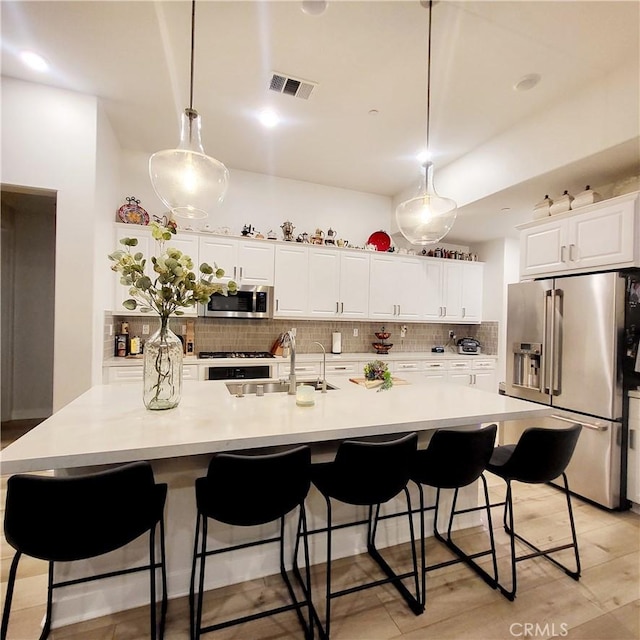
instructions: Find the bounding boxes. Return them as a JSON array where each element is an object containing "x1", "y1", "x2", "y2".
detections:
[{"x1": 225, "y1": 380, "x2": 338, "y2": 396}]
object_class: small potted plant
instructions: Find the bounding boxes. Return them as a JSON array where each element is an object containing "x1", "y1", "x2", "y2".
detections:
[{"x1": 363, "y1": 360, "x2": 393, "y2": 391}]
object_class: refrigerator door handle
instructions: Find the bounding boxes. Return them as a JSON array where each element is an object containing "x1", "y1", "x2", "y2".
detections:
[
  {"x1": 551, "y1": 288, "x2": 562, "y2": 395},
  {"x1": 550, "y1": 414, "x2": 608, "y2": 432},
  {"x1": 542, "y1": 290, "x2": 553, "y2": 394}
]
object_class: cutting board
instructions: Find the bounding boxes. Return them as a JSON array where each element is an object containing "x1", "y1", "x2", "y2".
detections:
[{"x1": 349, "y1": 377, "x2": 410, "y2": 388}]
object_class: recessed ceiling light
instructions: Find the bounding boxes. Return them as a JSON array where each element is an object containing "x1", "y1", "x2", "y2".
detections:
[
  {"x1": 513, "y1": 73, "x2": 541, "y2": 92},
  {"x1": 19, "y1": 50, "x2": 49, "y2": 73},
  {"x1": 416, "y1": 150, "x2": 432, "y2": 164},
  {"x1": 258, "y1": 109, "x2": 280, "y2": 128},
  {"x1": 301, "y1": 0, "x2": 327, "y2": 16}
]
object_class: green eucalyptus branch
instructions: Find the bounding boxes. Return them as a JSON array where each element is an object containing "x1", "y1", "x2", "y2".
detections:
[{"x1": 108, "y1": 221, "x2": 237, "y2": 318}]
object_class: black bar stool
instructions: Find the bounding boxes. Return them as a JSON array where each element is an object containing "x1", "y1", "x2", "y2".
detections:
[
  {"x1": 189, "y1": 445, "x2": 313, "y2": 639},
  {"x1": 1, "y1": 461, "x2": 168, "y2": 640},
  {"x1": 308, "y1": 432, "x2": 421, "y2": 639},
  {"x1": 486, "y1": 424, "x2": 582, "y2": 600},
  {"x1": 410, "y1": 425, "x2": 499, "y2": 607}
]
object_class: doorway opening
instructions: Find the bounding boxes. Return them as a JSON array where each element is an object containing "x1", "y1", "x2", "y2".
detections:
[{"x1": 1, "y1": 185, "x2": 57, "y2": 441}]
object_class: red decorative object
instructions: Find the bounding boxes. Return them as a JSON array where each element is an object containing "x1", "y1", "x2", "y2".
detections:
[{"x1": 367, "y1": 230, "x2": 391, "y2": 252}]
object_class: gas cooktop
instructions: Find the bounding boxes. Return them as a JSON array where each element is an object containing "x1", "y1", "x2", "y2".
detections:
[{"x1": 199, "y1": 351, "x2": 275, "y2": 359}]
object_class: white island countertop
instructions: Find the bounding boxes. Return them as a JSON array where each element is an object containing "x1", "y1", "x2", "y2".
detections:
[{"x1": 0, "y1": 375, "x2": 550, "y2": 475}]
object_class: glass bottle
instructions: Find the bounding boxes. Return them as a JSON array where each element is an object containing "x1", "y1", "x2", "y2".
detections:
[{"x1": 143, "y1": 316, "x2": 183, "y2": 410}]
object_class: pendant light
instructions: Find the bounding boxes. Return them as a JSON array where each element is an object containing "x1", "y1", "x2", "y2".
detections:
[
  {"x1": 395, "y1": 0, "x2": 456, "y2": 245},
  {"x1": 149, "y1": 0, "x2": 229, "y2": 220}
]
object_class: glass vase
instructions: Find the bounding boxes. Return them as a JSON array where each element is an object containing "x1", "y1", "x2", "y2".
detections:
[{"x1": 143, "y1": 317, "x2": 183, "y2": 410}]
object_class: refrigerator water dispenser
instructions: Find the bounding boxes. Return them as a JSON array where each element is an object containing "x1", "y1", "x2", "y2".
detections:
[{"x1": 512, "y1": 342, "x2": 541, "y2": 390}]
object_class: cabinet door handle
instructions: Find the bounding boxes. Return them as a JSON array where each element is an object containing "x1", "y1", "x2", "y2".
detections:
[
  {"x1": 569, "y1": 244, "x2": 576, "y2": 261},
  {"x1": 443, "y1": 306, "x2": 447, "y2": 316},
  {"x1": 341, "y1": 302, "x2": 344, "y2": 314},
  {"x1": 462, "y1": 307, "x2": 466, "y2": 318},
  {"x1": 276, "y1": 299, "x2": 279, "y2": 311},
  {"x1": 239, "y1": 266, "x2": 243, "y2": 279},
  {"x1": 560, "y1": 245, "x2": 567, "y2": 262},
  {"x1": 336, "y1": 302, "x2": 339, "y2": 313},
  {"x1": 397, "y1": 304, "x2": 401, "y2": 316}
]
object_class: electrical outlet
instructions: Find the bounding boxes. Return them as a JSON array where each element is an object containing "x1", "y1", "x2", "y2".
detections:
[
  {"x1": 448, "y1": 330, "x2": 455, "y2": 338},
  {"x1": 400, "y1": 325, "x2": 407, "y2": 338},
  {"x1": 353, "y1": 328, "x2": 358, "y2": 337},
  {"x1": 142, "y1": 324, "x2": 150, "y2": 335}
]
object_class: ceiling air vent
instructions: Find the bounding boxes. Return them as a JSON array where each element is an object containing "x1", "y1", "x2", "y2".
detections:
[{"x1": 269, "y1": 72, "x2": 317, "y2": 100}]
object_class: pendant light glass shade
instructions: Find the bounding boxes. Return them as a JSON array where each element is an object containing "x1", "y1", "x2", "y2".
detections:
[
  {"x1": 395, "y1": 161, "x2": 457, "y2": 245},
  {"x1": 395, "y1": 0, "x2": 456, "y2": 245},
  {"x1": 149, "y1": 108, "x2": 229, "y2": 219}
]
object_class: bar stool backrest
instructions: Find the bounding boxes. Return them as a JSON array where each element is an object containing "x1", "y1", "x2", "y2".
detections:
[
  {"x1": 330, "y1": 432, "x2": 418, "y2": 505},
  {"x1": 502, "y1": 424, "x2": 582, "y2": 483},
  {"x1": 413, "y1": 425, "x2": 497, "y2": 488},
  {"x1": 198, "y1": 445, "x2": 311, "y2": 526},
  {"x1": 4, "y1": 462, "x2": 166, "y2": 562}
]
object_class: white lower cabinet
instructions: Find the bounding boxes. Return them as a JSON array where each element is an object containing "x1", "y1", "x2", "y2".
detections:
[
  {"x1": 105, "y1": 364, "x2": 199, "y2": 384},
  {"x1": 447, "y1": 359, "x2": 496, "y2": 391},
  {"x1": 325, "y1": 361, "x2": 358, "y2": 375},
  {"x1": 628, "y1": 393, "x2": 640, "y2": 506},
  {"x1": 277, "y1": 362, "x2": 321, "y2": 379},
  {"x1": 422, "y1": 360, "x2": 448, "y2": 381}
]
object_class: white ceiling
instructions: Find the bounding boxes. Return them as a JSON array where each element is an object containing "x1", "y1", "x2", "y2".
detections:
[{"x1": 2, "y1": 0, "x2": 639, "y2": 243}]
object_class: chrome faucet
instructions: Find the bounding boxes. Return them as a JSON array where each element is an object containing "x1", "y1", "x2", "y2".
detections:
[
  {"x1": 284, "y1": 329, "x2": 297, "y2": 395},
  {"x1": 313, "y1": 341, "x2": 328, "y2": 393}
]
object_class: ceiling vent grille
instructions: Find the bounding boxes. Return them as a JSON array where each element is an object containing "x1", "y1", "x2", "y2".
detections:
[{"x1": 269, "y1": 72, "x2": 317, "y2": 100}]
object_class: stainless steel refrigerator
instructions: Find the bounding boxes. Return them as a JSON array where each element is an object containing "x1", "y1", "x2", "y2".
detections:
[{"x1": 504, "y1": 271, "x2": 626, "y2": 509}]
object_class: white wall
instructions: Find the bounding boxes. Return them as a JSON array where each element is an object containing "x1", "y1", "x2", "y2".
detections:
[
  {"x1": 94, "y1": 105, "x2": 122, "y2": 382},
  {"x1": 437, "y1": 62, "x2": 640, "y2": 208},
  {"x1": 474, "y1": 236, "x2": 520, "y2": 383},
  {"x1": 1, "y1": 78, "x2": 98, "y2": 410},
  {"x1": 120, "y1": 151, "x2": 391, "y2": 248}
]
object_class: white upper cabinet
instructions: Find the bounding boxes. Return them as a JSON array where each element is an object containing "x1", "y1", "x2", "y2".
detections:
[
  {"x1": 519, "y1": 192, "x2": 638, "y2": 279},
  {"x1": 112, "y1": 225, "x2": 199, "y2": 316},
  {"x1": 274, "y1": 244, "x2": 309, "y2": 317},
  {"x1": 426, "y1": 260, "x2": 483, "y2": 323},
  {"x1": 308, "y1": 248, "x2": 370, "y2": 319},
  {"x1": 199, "y1": 236, "x2": 275, "y2": 285},
  {"x1": 460, "y1": 262, "x2": 484, "y2": 322},
  {"x1": 368, "y1": 254, "x2": 425, "y2": 321},
  {"x1": 113, "y1": 225, "x2": 484, "y2": 324}
]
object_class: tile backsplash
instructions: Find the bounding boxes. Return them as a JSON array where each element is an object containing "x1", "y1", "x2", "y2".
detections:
[{"x1": 105, "y1": 314, "x2": 498, "y2": 358}]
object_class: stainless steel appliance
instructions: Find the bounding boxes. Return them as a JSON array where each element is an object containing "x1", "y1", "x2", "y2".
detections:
[
  {"x1": 200, "y1": 285, "x2": 273, "y2": 319},
  {"x1": 200, "y1": 351, "x2": 275, "y2": 380},
  {"x1": 504, "y1": 271, "x2": 627, "y2": 509},
  {"x1": 457, "y1": 337, "x2": 481, "y2": 354}
]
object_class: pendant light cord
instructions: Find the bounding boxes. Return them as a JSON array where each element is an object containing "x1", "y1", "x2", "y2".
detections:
[
  {"x1": 189, "y1": 0, "x2": 196, "y2": 111},
  {"x1": 425, "y1": 0, "x2": 433, "y2": 161}
]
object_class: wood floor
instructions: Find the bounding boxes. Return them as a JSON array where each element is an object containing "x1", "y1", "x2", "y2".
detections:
[{"x1": 1, "y1": 423, "x2": 638, "y2": 640}]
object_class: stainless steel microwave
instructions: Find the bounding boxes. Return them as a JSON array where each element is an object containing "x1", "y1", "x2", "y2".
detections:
[{"x1": 200, "y1": 285, "x2": 273, "y2": 319}]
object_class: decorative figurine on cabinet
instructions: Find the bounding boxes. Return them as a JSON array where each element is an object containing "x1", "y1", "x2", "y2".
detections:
[
  {"x1": 241, "y1": 224, "x2": 254, "y2": 237},
  {"x1": 267, "y1": 229, "x2": 277, "y2": 240},
  {"x1": 311, "y1": 228, "x2": 324, "y2": 245},
  {"x1": 325, "y1": 228, "x2": 337, "y2": 245},
  {"x1": 281, "y1": 220, "x2": 295, "y2": 241}
]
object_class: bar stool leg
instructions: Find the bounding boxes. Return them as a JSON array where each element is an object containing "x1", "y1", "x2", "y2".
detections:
[{"x1": 0, "y1": 552, "x2": 22, "y2": 640}]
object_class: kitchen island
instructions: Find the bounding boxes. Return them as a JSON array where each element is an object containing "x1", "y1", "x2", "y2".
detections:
[{"x1": 0, "y1": 376, "x2": 550, "y2": 628}]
